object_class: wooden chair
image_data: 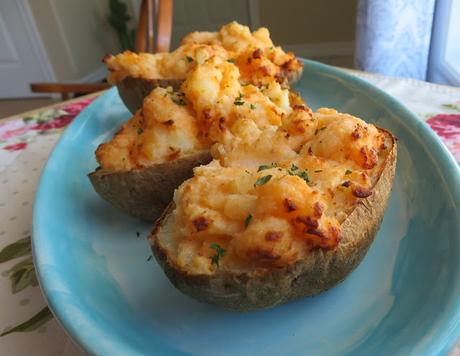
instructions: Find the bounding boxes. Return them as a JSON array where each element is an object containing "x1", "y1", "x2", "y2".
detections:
[{"x1": 30, "y1": 0, "x2": 173, "y2": 100}]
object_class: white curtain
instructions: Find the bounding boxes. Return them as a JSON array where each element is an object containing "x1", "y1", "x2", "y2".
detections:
[{"x1": 355, "y1": 0, "x2": 436, "y2": 80}]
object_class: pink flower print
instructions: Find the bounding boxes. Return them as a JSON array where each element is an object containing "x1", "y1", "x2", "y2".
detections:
[
  {"x1": 3, "y1": 142, "x2": 28, "y2": 151},
  {"x1": 427, "y1": 113, "x2": 460, "y2": 161},
  {"x1": 31, "y1": 115, "x2": 74, "y2": 131},
  {"x1": 60, "y1": 97, "x2": 95, "y2": 116},
  {"x1": 0, "y1": 120, "x2": 31, "y2": 141}
]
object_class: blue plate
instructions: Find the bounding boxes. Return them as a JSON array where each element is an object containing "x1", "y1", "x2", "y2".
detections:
[{"x1": 33, "y1": 60, "x2": 460, "y2": 355}]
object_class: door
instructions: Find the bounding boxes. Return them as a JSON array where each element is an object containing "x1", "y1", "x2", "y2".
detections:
[{"x1": 0, "y1": 1, "x2": 54, "y2": 98}]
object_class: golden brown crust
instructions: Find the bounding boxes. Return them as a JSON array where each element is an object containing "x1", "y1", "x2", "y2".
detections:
[
  {"x1": 88, "y1": 151, "x2": 212, "y2": 220},
  {"x1": 117, "y1": 77, "x2": 183, "y2": 114},
  {"x1": 284, "y1": 66, "x2": 303, "y2": 88},
  {"x1": 116, "y1": 64, "x2": 302, "y2": 114},
  {"x1": 149, "y1": 129, "x2": 396, "y2": 311}
]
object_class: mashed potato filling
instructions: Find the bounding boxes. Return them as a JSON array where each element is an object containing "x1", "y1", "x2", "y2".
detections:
[
  {"x1": 168, "y1": 109, "x2": 389, "y2": 274},
  {"x1": 105, "y1": 22, "x2": 302, "y2": 87},
  {"x1": 97, "y1": 57, "x2": 308, "y2": 171}
]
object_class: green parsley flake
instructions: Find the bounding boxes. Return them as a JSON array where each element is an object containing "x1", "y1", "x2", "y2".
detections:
[
  {"x1": 210, "y1": 243, "x2": 226, "y2": 266},
  {"x1": 255, "y1": 175, "x2": 272, "y2": 186},
  {"x1": 345, "y1": 169, "x2": 352, "y2": 175},
  {"x1": 258, "y1": 165, "x2": 271, "y2": 172},
  {"x1": 258, "y1": 163, "x2": 277, "y2": 171},
  {"x1": 227, "y1": 58, "x2": 235, "y2": 63},
  {"x1": 250, "y1": 104, "x2": 256, "y2": 110},
  {"x1": 290, "y1": 164, "x2": 298, "y2": 171},
  {"x1": 171, "y1": 94, "x2": 187, "y2": 106},
  {"x1": 185, "y1": 56, "x2": 193, "y2": 63},
  {"x1": 234, "y1": 93, "x2": 244, "y2": 106},
  {"x1": 244, "y1": 214, "x2": 253, "y2": 228},
  {"x1": 297, "y1": 171, "x2": 310, "y2": 183},
  {"x1": 137, "y1": 128, "x2": 144, "y2": 135}
]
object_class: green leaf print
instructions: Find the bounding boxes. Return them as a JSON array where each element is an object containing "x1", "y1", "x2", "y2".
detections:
[
  {"x1": 0, "y1": 236, "x2": 32, "y2": 263},
  {"x1": 9, "y1": 258, "x2": 37, "y2": 294},
  {"x1": 0, "y1": 307, "x2": 52, "y2": 337},
  {"x1": 0, "y1": 236, "x2": 54, "y2": 336}
]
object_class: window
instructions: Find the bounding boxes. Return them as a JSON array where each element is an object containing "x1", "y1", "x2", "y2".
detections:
[{"x1": 428, "y1": 0, "x2": 460, "y2": 86}]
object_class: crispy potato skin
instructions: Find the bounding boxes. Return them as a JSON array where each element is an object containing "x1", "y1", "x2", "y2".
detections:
[
  {"x1": 117, "y1": 77, "x2": 183, "y2": 114},
  {"x1": 150, "y1": 130, "x2": 396, "y2": 311},
  {"x1": 89, "y1": 151, "x2": 212, "y2": 221}
]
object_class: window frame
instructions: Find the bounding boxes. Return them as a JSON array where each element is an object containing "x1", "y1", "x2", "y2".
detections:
[{"x1": 428, "y1": 0, "x2": 460, "y2": 86}]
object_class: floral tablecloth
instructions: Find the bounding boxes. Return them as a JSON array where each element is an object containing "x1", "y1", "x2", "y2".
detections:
[{"x1": 0, "y1": 72, "x2": 459, "y2": 355}]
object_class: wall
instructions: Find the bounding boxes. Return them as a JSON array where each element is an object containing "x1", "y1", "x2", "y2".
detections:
[
  {"x1": 28, "y1": 0, "x2": 358, "y2": 82},
  {"x1": 28, "y1": 0, "x2": 120, "y2": 82},
  {"x1": 258, "y1": 0, "x2": 357, "y2": 44},
  {"x1": 257, "y1": 0, "x2": 358, "y2": 66}
]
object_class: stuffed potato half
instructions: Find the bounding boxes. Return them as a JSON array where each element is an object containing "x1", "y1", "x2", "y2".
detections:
[
  {"x1": 149, "y1": 114, "x2": 397, "y2": 311},
  {"x1": 105, "y1": 22, "x2": 303, "y2": 113},
  {"x1": 90, "y1": 57, "x2": 302, "y2": 220}
]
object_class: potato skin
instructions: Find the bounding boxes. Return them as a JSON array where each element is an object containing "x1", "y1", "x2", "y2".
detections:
[
  {"x1": 116, "y1": 66, "x2": 303, "y2": 114},
  {"x1": 150, "y1": 131, "x2": 396, "y2": 311},
  {"x1": 88, "y1": 151, "x2": 212, "y2": 221},
  {"x1": 117, "y1": 77, "x2": 183, "y2": 114}
]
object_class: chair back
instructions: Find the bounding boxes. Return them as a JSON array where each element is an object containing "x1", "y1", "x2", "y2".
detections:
[{"x1": 136, "y1": 0, "x2": 173, "y2": 53}]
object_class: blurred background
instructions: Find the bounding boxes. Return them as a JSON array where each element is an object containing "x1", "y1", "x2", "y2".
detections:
[{"x1": 0, "y1": 0, "x2": 458, "y2": 116}]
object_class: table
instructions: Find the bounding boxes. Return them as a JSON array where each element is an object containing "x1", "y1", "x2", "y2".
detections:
[{"x1": 0, "y1": 71, "x2": 459, "y2": 355}]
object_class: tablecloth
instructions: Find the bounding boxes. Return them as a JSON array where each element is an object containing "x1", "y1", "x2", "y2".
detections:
[{"x1": 0, "y1": 72, "x2": 459, "y2": 355}]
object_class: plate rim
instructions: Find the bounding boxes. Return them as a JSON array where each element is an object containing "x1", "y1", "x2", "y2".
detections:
[{"x1": 32, "y1": 58, "x2": 460, "y2": 355}]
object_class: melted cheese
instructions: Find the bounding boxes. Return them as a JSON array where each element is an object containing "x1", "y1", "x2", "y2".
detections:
[
  {"x1": 168, "y1": 110, "x2": 389, "y2": 274},
  {"x1": 105, "y1": 22, "x2": 302, "y2": 87},
  {"x1": 97, "y1": 58, "x2": 296, "y2": 171},
  {"x1": 96, "y1": 87, "x2": 204, "y2": 170}
]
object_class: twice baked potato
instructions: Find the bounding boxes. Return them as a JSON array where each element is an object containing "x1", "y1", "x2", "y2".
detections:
[
  {"x1": 149, "y1": 109, "x2": 397, "y2": 311},
  {"x1": 104, "y1": 22, "x2": 303, "y2": 113},
  {"x1": 89, "y1": 151, "x2": 211, "y2": 220},
  {"x1": 90, "y1": 57, "x2": 304, "y2": 220},
  {"x1": 116, "y1": 77, "x2": 182, "y2": 115}
]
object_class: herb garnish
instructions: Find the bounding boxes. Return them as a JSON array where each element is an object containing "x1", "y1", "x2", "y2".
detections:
[
  {"x1": 345, "y1": 169, "x2": 352, "y2": 175},
  {"x1": 250, "y1": 104, "x2": 256, "y2": 110},
  {"x1": 185, "y1": 55, "x2": 193, "y2": 63},
  {"x1": 137, "y1": 128, "x2": 144, "y2": 135},
  {"x1": 260, "y1": 84, "x2": 269, "y2": 91},
  {"x1": 297, "y1": 171, "x2": 310, "y2": 183},
  {"x1": 258, "y1": 163, "x2": 278, "y2": 171},
  {"x1": 227, "y1": 58, "x2": 235, "y2": 63},
  {"x1": 234, "y1": 93, "x2": 245, "y2": 106},
  {"x1": 170, "y1": 92, "x2": 187, "y2": 106},
  {"x1": 254, "y1": 175, "x2": 272, "y2": 186},
  {"x1": 244, "y1": 214, "x2": 253, "y2": 228},
  {"x1": 257, "y1": 163, "x2": 309, "y2": 184},
  {"x1": 315, "y1": 126, "x2": 327, "y2": 135},
  {"x1": 286, "y1": 165, "x2": 309, "y2": 183},
  {"x1": 210, "y1": 243, "x2": 226, "y2": 266}
]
